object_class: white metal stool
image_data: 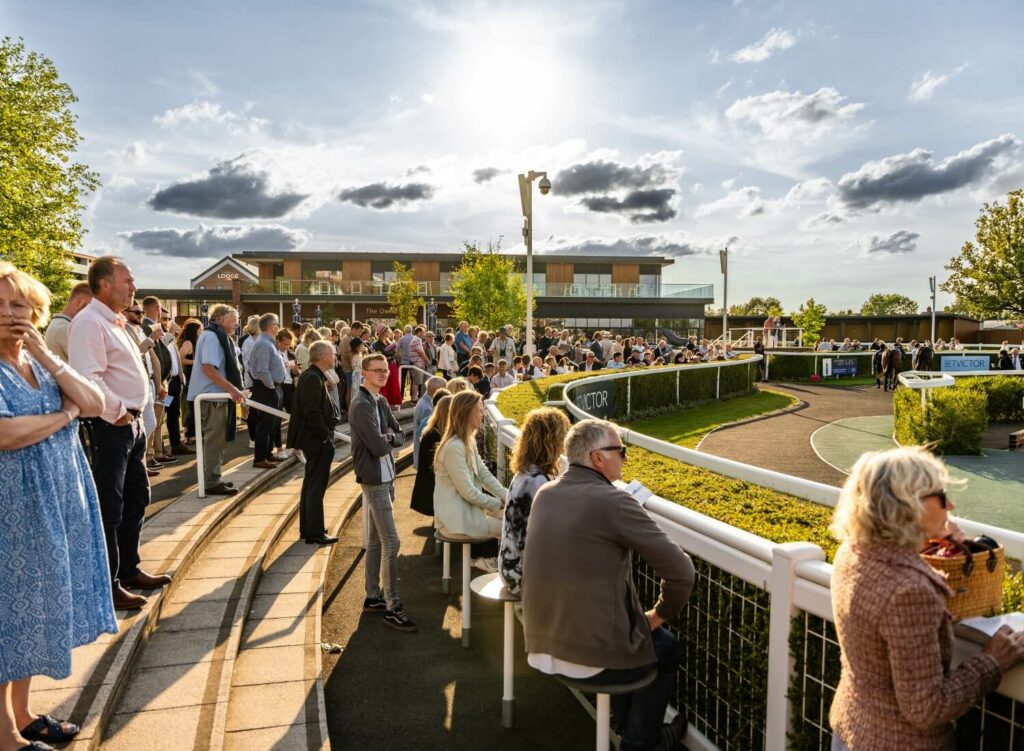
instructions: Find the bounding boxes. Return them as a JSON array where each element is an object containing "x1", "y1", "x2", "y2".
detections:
[
  {"x1": 434, "y1": 529, "x2": 492, "y2": 647},
  {"x1": 469, "y1": 572, "x2": 522, "y2": 728}
]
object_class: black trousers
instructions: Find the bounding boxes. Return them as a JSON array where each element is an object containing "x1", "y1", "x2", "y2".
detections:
[
  {"x1": 251, "y1": 382, "x2": 282, "y2": 462},
  {"x1": 166, "y1": 376, "x2": 183, "y2": 447},
  {"x1": 90, "y1": 419, "x2": 151, "y2": 582},
  {"x1": 299, "y1": 441, "x2": 333, "y2": 538}
]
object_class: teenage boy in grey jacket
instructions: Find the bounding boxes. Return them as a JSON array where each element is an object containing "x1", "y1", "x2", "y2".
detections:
[{"x1": 349, "y1": 353, "x2": 415, "y2": 632}]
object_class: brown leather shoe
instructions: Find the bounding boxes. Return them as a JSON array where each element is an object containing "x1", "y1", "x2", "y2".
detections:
[
  {"x1": 171, "y1": 444, "x2": 195, "y2": 455},
  {"x1": 146, "y1": 459, "x2": 164, "y2": 469},
  {"x1": 122, "y1": 570, "x2": 173, "y2": 589},
  {"x1": 268, "y1": 455, "x2": 285, "y2": 463},
  {"x1": 206, "y1": 482, "x2": 239, "y2": 495},
  {"x1": 112, "y1": 582, "x2": 147, "y2": 610},
  {"x1": 156, "y1": 455, "x2": 176, "y2": 463},
  {"x1": 147, "y1": 469, "x2": 160, "y2": 477},
  {"x1": 253, "y1": 460, "x2": 277, "y2": 469}
]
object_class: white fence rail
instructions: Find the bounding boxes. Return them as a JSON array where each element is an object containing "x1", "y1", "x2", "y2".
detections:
[{"x1": 485, "y1": 363, "x2": 1024, "y2": 751}]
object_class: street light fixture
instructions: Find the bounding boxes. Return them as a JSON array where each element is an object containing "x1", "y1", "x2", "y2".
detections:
[{"x1": 519, "y1": 170, "x2": 550, "y2": 356}]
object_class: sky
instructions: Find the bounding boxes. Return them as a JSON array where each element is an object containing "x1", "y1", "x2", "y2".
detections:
[{"x1": 4, "y1": 0, "x2": 1024, "y2": 312}]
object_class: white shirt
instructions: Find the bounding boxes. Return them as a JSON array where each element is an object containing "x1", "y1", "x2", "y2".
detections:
[
  {"x1": 527, "y1": 653, "x2": 601, "y2": 679},
  {"x1": 490, "y1": 372, "x2": 516, "y2": 389}
]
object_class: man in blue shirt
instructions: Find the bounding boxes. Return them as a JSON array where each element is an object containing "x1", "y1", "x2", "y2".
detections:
[
  {"x1": 248, "y1": 313, "x2": 286, "y2": 468},
  {"x1": 454, "y1": 320, "x2": 473, "y2": 371},
  {"x1": 413, "y1": 376, "x2": 446, "y2": 468}
]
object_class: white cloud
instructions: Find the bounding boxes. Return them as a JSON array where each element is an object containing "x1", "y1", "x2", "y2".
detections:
[
  {"x1": 695, "y1": 185, "x2": 766, "y2": 218},
  {"x1": 154, "y1": 100, "x2": 269, "y2": 134},
  {"x1": 726, "y1": 87, "x2": 865, "y2": 141},
  {"x1": 731, "y1": 28, "x2": 798, "y2": 64},
  {"x1": 908, "y1": 64, "x2": 968, "y2": 102}
]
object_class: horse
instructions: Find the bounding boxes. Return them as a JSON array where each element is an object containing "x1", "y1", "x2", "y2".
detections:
[{"x1": 881, "y1": 347, "x2": 902, "y2": 391}]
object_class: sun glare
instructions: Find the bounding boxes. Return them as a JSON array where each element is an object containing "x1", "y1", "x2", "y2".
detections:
[{"x1": 444, "y1": 16, "x2": 571, "y2": 145}]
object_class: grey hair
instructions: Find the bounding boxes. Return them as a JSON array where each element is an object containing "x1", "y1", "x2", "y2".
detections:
[
  {"x1": 565, "y1": 419, "x2": 617, "y2": 468},
  {"x1": 258, "y1": 312, "x2": 279, "y2": 331},
  {"x1": 209, "y1": 304, "x2": 237, "y2": 322},
  {"x1": 425, "y1": 376, "x2": 447, "y2": 394},
  {"x1": 309, "y1": 340, "x2": 334, "y2": 362}
]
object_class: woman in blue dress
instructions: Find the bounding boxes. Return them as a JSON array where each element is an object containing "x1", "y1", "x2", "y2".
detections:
[{"x1": 0, "y1": 263, "x2": 117, "y2": 751}]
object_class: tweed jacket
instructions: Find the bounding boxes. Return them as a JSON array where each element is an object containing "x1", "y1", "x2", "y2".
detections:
[
  {"x1": 829, "y1": 542, "x2": 1003, "y2": 750},
  {"x1": 432, "y1": 437, "x2": 505, "y2": 537}
]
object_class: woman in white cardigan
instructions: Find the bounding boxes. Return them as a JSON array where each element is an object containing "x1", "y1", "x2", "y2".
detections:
[{"x1": 433, "y1": 390, "x2": 507, "y2": 571}]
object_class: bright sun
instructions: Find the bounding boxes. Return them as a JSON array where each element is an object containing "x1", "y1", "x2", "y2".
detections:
[{"x1": 443, "y1": 15, "x2": 571, "y2": 145}]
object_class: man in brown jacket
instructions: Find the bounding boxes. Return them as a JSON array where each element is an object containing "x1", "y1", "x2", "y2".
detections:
[{"x1": 522, "y1": 418, "x2": 695, "y2": 751}]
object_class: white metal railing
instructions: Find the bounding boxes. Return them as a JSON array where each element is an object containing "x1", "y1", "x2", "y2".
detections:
[
  {"x1": 484, "y1": 365, "x2": 1024, "y2": 751},
  {"x1": 720, "y1": 327, "x2": 803, "y2": 348},
  {"x1": 193, "y1": 392, "x2": 351, "y2": 498}
]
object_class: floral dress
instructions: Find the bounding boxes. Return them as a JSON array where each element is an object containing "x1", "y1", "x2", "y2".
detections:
[{"x1": 0, "y1": 354, "x2": 117, "y2": 682}]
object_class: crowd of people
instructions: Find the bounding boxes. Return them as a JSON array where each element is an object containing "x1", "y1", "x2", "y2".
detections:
[{"x1": 3, "y1": 254, "x2": 1024, "y2": 751}]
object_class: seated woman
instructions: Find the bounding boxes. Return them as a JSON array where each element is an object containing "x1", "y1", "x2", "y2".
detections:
[
  {"x1": 433, "y1": 390, "x2": 507, "y2": 572},
  {"x1": 829, "y1": 446, "x2": 1024, "y2": 750},
  {"x1": 499, "y1": 407, "x2": 569, "y2": 596},
  {"x1": 410, "y1": 393, "x2": 452, "y2": 517}
]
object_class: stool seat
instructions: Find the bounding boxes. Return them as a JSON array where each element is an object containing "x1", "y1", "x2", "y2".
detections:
[
  {"x1": 434, "y1": 529, "x2": 493, "y2": 545},
  {"x1": 469, "y1": 572, "x2": 521, "y2": 602},
  {"x1": 554, "y1": 666, "x2": 658, "y2": 696}
]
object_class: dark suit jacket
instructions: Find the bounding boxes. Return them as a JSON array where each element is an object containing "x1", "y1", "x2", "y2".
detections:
[
  {"x1": 410, "y1": 427, "x2": 442, "y2": 516},
  {"x1": 142, "y1": 317, "x2": 173, "y2": 380},
  {"x1": 287, "y1": 366, "x2": 340, "y2": 454},
  {"x1": 997, "y1": 352, "x2": 1012, "y2": 370}
]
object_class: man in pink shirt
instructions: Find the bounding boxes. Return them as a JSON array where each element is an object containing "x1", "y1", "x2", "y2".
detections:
[{"x1": 69, "y1": 257, "x2": 172, "y2": 611}]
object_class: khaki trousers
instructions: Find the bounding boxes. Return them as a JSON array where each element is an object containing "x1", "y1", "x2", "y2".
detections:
[{"x1": 200, "y1": 401, "x2": 228, "y2": 484}]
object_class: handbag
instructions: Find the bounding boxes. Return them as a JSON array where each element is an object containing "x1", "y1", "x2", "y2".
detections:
[{"x1": 921, "y1": 536, "x2": 1004, "y2": 620}]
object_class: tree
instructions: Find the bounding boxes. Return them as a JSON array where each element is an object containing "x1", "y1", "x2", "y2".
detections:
[
  {"x1": 942, "y1": 189, "x2": 1024, "y2": 320},
  {"x1": 728, "y1": 296, "x2": 784, "y2": 316},
  {"x1": 449, "y1": 239, "x2": 532, "y2": 332},
  {"x1": 859, "y1": 293, "x2": 920, "y2": 316},
  {"x1": 791, "y1": 298, "x2": 828, "y2": 348},
  {"x1": 0, "y1": 37, "x2": 99, "y2": 309},
  {"x1": 386, "y1": 261, "x2": 424, "y2": 326}
]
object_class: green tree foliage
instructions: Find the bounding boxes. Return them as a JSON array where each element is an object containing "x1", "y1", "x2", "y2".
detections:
[
  {"x1": 728, "y1": 296, "x2": 783, "y2": 316},
  {"x1": 0, "y1": 37, "x2": 99, "y2": 308},
  {"x1": 449, "y1": 240, "x2": 532, "y2": 332},
  {"x1": 859, "y1": 292, "x2": 920, "y2": 316},
  {"x1": 790, "y1": 298, "x2": 828, "y2": 348},
  {"x1": 385, "y1": 261, "x2": 424, "y2": 326},
  {"x1": 942, "y1": 189, "x2": 1024, "y2": 320}
]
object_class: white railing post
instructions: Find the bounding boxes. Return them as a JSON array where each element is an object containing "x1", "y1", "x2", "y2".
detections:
[
  {"x1": 765, "y1": 542, "x2": 827, "y2": 751},
  {"x1": 195, "y1": 394, "x2": 207, "y2": 498},
  {"x1": 626, "y1": 375, "x2": 632, "y2": 416},
  {"x1": 715, "y1": 366, "x2": 721, "y2": 399},
  {"x1": 676, "y1": 369, "x2": 680, "y2": 404}
]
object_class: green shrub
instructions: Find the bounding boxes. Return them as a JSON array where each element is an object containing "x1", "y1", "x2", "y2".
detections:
[
  {"x1": 956, "y1": 376, "x2": 1024, "y2": 422},
  {"x1": 894, "y1": 386, "x2": 987, "y2": 455}
]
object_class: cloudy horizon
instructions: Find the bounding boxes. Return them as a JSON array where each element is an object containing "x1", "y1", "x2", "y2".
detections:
[{"x1": 5, "y1": 0, "x2": 1023, "y2": 313}]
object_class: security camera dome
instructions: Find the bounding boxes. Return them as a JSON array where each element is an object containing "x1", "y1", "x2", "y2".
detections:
[{"x1": 538, "y1": 176, "x2": 551, "y2": 195}]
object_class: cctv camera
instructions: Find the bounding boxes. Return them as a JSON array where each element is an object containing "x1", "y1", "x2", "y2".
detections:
[{"x1": 538, "y1": 176, "x2": 551, "y2": 195}]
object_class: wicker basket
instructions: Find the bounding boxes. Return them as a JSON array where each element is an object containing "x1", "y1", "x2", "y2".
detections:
[{"x1": 921, "y1": 538, "x2": 1005, "y2": 620}]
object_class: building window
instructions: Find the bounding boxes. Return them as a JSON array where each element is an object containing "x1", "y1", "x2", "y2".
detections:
[{"x1": 638, "y1": 274, "x2": 660, "y2": 296}]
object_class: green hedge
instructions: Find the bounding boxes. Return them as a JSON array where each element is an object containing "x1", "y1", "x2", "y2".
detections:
[
  {"x1": 956, "y1": 376, "x2": 1024, "y2": 422},
  {"x1": 767, "y1": 353, "x2": 877, "y2": 381},
  {"x1": 893, "y1": 387, "x2": 988, "y2": 455}
]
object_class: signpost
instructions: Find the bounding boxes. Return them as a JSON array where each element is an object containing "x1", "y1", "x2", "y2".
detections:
[
  {"x1": 822, "y1": 357, "x2": 857, "y2": 378},
  {"x1": 940, "y1": 356, "x2": 990, "y2": 372},
  {"x1": 569, "y1": 379, "x2": 615, "y2": 420}
]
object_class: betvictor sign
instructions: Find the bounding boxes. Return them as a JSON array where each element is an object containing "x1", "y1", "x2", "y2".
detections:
[{"x1": 570, "y1": 379, "x2": 615, "y2": 419}]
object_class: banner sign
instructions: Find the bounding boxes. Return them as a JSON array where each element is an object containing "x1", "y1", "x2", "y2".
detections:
[
  {"x1": 940, "y1": 356, "x2": 990, "y2": 372},
  {"x1": 570, "y1": 380, "x2": 615, "y2": 419},
  {"x1": 831, "y1": 358, "x2": 857, "y2": 377}
]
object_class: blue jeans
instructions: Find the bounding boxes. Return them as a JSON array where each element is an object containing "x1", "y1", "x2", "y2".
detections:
[
  {"x1": 831, "y1": 735, "x2": 849, "y2": 750},
  {"x1": 363, "y1": 482, "x2": 401, "y2": 610},
  {"x1": 576, "y1": 626, "x2": 679, "y2": 751}
]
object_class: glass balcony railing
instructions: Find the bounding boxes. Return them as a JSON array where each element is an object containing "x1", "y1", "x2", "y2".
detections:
[{"x1": 241, "y1": 279, "x2": 714, "y2": 300}]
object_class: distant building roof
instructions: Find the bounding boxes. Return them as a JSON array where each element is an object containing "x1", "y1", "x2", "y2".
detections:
[
  {"x1": 235, "y1": 250, "x2": 674, "y2": 267},
  {"x1": 190, "y1": 256, "x2": 259, "y2": 288}
]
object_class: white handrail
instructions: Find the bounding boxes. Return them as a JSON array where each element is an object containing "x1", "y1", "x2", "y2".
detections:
[{"x1": 194, "y1": 391, "x2": 351, "y2": 498}]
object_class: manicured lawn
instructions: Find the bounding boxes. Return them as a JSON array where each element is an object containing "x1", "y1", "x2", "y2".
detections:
[{"x1": 628, "y1": 389, "x2": 797, "y2": 448}]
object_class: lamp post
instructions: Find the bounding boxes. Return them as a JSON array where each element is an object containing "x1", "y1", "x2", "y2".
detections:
[
  {"x1": 929, "y1": 275, "x2": 937, "y2": 343},
  {"x1": 720, "y1": 247, "x2": 729, "y2": 343},
  {"x1": 518, "y1": 170, "x2": 551, "y2": 356},
  {"x1": 292, "y1": 298, "x2": 301, "y2": 326}
]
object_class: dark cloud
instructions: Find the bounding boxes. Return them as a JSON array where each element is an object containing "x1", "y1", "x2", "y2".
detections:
[
  {"x1": 544, "y1": 234, "x2": 736, "y2": 259},
  {"x1": 580, "y1": 189, "x2": 677, "y2": 224},
  {"x1": 472, "y1": 167, "x2": 503, "y2": 183},
  {"x1": 120, "y1": 224, "x2": 307, "y2": 259},
  {"x1": 406, "y1": 165, "x2": 431, "y2": 176},
  {"x1": 554, "y1": 160, "x2": 670, "y2": 196},
  {"x1": 837, "y1": 134, "x2": 1019, "y2": 211},
  {"x1": 864, "y1": 230, "x2": 919, "y2": 255},
  {"x1": 148, "y1": 157, "x2": 308, "y2": 219},
  {"x1": 338, "y1": 182, "x2": 434, "y2": 209}
]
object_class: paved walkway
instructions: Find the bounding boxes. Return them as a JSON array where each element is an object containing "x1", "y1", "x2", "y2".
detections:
[
  {"x1": 697, "y1": 383, "x2": 894, "y2": 486},
  {"x1": 320, "y1": 466, "x2": 595, "y2": 750}
]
